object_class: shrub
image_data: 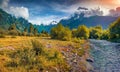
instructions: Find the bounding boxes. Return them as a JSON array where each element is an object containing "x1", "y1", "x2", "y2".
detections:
[
  {"x1": 76, "y1": 25, "x2": 89, "y2": 39},
  {"x1": 28, "y1": 33, "x2": 34, "y2": 37},
  {"x1": 8, "y1": 30, "x2": 19, "y2": 36},
  {"x1": 50, "y1": 23, "x2": 72, "y2": 41},
  {"x1": 0, "y1": 34, "x2": 5, "y2": 38},
  {"x1": 22, "y1": 32, "x2": 28, "y2": 36},
  {"x1": 109, "y1": 18, "x2": 120, "y2": 39},
  {"x1": 31, "y1": 40, "x2": 45, "y2": 55},
  {"x1": 72, "y1": 38, "x2": 81, "y2": 43},
  {"x1": 89, "y1": 25, "x2": 103, "y2": 39}
]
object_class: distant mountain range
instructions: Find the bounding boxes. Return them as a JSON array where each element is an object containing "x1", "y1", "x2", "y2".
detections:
[
  {"x1": 59, "y1": 13, "x2": 118, "y2": 29},
  {"x1": 0, "y1": 8, "x2": 119, "y2": 33}
]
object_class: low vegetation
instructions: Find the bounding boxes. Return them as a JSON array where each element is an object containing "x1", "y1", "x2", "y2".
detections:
[{"x1": 0, "y1": 38, "x2": 71, "y2": 72}]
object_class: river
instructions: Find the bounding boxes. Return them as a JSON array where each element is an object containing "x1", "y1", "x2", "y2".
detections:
[{"x1": 89, "y1": 39, "x2": 120, "y2": 72}]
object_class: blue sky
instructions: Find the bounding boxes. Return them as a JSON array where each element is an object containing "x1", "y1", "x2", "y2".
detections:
[{"x1": 0, "y1": 0, "x2": 120, "y2": 25}]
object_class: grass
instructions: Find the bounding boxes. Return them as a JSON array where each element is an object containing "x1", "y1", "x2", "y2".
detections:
[{"x1": 0, "y1": 36, "x2": 90, "y2": 72}]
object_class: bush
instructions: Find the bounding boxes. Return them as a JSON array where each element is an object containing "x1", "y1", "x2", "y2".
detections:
[
  {"x1": 0, "y1": 34, "x2": 5, "y2": 38},
  {"x1": 72, "y1": 38, "x2": 81, "y2": 43},
  {"x1": 31, "y1": 40, "x2": 45, "y2": 55},
  {"x1": 28, "y1": 33, "x2": 34, "y2": 37},
  {"x1": 76, "y1": 25, "x2": 89, "y2": 39},
  {"x1": 50, "y1": 23, "x2": 72, "y2": 41},
  {"x1": 8, "y1": 30, "x2": 19, "y2": 36},
  {"x1": 89, "y1": 25, "x2": 103, "y2": 39},
  {"x1": 22, "y1": 32, "x2": 28, "y2": 36},
  {"x1": 109, "y1": 18, "x2": 120, "y2": 39}
]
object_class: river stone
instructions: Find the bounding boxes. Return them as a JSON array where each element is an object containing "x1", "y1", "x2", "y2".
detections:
[{"x1": 86, "y1": 58, "x2": 94, "y2": 63}]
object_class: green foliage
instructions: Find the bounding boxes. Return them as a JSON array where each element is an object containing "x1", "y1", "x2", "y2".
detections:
[
  {"x1": 50, "y1": 23, "x2": 72, "y2": 41},
  {"x1": 72, "y1": 29, "x2": 77, "y2": 38},
  {"x1": 89, "y1": 25, "x2": 103, "y2": 39},
  {"x1": 100, "y1": 30, "x2": 110, "y2": 40},
  {"x1": 109, "y1": 18, "x2": 120, "y2": 39},
  {"x1": 76, "y1": 25, "x2": 89, "y2": 39},
  {"x1": 72, "y1": 37, "x2": 81, "y2": 43}
]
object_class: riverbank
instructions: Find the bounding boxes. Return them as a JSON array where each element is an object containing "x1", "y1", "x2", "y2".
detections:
[{"x1": 89, "y1": 39, "x2": 120, "y2": 72}]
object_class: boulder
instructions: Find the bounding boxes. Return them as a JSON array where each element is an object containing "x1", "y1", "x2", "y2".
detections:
[{"x1": 86, "y1": 58, "x2": 94, "y2": 63}]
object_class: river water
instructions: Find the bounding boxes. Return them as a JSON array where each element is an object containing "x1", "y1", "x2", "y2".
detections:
[{"x1": 89, "y1": 39, "x2": 120, "y2": 72}]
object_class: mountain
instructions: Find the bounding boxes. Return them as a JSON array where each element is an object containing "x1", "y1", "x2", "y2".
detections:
[
  {"x1": 0, "y1": 8, "x2": 30, "y2": 31},
  {"x1": 59, "y1": 13, "x2": 118, "y2": 29},
  {"x1": 0, "y1": 8, "x2": 56, "y2": 33},
  {"x1": 34, "y1": 24, "x2": 56, "y2": 33}
]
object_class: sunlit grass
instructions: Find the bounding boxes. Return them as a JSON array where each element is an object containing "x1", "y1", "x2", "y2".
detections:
[{"x1": 0, "y1": 36, "x2": 89, "y2": 72}]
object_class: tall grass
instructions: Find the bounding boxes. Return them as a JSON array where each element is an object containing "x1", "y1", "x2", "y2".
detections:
[{"x1": 5, "y1": 40, "x2": 70, "y2": 72}]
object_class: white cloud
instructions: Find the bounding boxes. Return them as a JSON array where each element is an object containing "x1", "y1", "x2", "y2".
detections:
[
  {"x1": 0, "y1": 0, "x2": 9, "y2": 9},
  {"x1": 52, "y1": 3, "x2": 79, "y2": 14},
  {"x1": 0, "y1": 0, "x2": 29, "y2": 19},
  {"x1": 29, "y1": 15, "x2": 68, "y2": 25},
  {"x1": 9, "y1": 6, "x2": 29, "y2": 19},
  {"x1": 76, "y1": 7, "x2": 104, "y2": 17}
]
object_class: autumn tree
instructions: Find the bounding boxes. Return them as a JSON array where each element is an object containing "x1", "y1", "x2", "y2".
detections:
[
  {"x1": 29, "y1": 23, "x2": 34, "y2": 36},
  {"x1": 76, "y1": 25, "x2": 89, "y2": 39},
  {"x1": 109, "y1": 18, "x2": 120, "y2": 39},
  {"x1": 8, "y1": 24, "x2": 19, "y2": 36},
  {"x1": 50, "y1": 23, "x2": 72, "y2": 41},
  {"x1": 22, "y1": 27, "x2": 28, "y2": 36},
  {"x1": 89, "y1": 25, "x2": 103, "y2": 39},
  {"x1": 34, "y1": 28, "x2": 38, "y2": 36}
]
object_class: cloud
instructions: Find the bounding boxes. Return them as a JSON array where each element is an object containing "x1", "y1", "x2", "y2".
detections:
[
  {"x1": 29, "y1": 15, "x2": 68, "y2": 25},
  {"x1": 77, "y1": 7, "x2": 88, "y2": 10},
  {"x1": 0, "y1": 0, "x2": 9, "y2": 9},
  {"x1": 109, "y1": 7, "x2": 120, "y2": 17},
  {"x1": 75, "y1": 7, "x2": 103, "y2": 17},
  {"x1": 9, "y1": 6, "x2": 29, "y2": 19},
  {"x1": 0, "y1": 0, "x2": 29, "y2": 19}
]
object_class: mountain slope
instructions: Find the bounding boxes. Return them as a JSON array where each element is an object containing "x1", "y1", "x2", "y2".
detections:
[
  {"x1": 59, "y1": 13, "x2": 118, "y2": 29},
  {"x1": 0, "y1": 8, "x2": 30, "y2": 31}
]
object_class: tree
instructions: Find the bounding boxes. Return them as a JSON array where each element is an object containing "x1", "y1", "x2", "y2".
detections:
[
  {"x1": 109, "y1": 18, "x2": 120, "y2": 39},
  {"x1": 72, "y1": 29, "x2": 77, "y2": 38},
  {"x1": 8, "y1": 24, "x2": 16, "y2": 31},
  {"x1": 50, "y1": 23, "x2": 72, "y2": 41},
  {"x1": 40, "y1": 30, "x2": 49, "y2": 37},
  {"x1": 89, "y1": 25, "x2": 103, "y2": 39},
  {"x1": 34, "y1": 28, "x2": 38, "y2": 36},
  {"x1": 28, "y1": 23, "x2": 34, "y2": 36},
  {"x1": 24, "y1": 27, "x2": 28, "y2": 32},
  {"x1": 76, "y1": 25, "x2": 89, "y2": 39},
  {"x1": 22, "y1": 27, "x2": 28, "y2": 36},
  {"x1": 8, "y1": 24, "x2": 19, "y2": 36},
  {"x1": 101, "y1": 30, "x2": 110, "y2": 40},
  {"x1": 29, "y1": 23, "x2": 34, "y2": 33}
]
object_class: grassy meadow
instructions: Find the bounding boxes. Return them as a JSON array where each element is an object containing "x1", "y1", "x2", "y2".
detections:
[{"x1": 0, "y1": 36, "x2": 90, "y2": 72}]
